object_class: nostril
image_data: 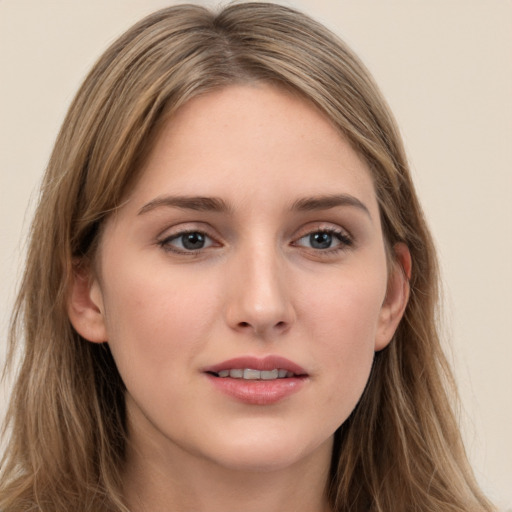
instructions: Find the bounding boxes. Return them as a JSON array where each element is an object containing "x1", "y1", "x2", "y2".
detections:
[{"x1": 232, "y1": 315, "x2": 293, "y2": 335}]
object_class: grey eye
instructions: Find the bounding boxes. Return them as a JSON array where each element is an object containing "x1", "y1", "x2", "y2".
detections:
[
  {"x1": 308, "y1": 232, "x2": 334, "y2": 249},
  {"x1": 164, "y1": 231, "x2": 215, "y2": 251},
  {"x1": 180, "y1": 232, "x2": 207, "y2": 250},
  {"x1": 296, "y1": 231, "x2": 343, "y2": 250}
]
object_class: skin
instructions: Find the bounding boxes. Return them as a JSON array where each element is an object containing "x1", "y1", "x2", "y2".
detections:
[{"x1": 69, "y1": 84, "x2": 410, "y2": 512}]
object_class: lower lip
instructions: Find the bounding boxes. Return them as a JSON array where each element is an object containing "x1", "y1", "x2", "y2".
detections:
[{"x1": 206, "y1": 374, "x2": 306, "y2": 405}]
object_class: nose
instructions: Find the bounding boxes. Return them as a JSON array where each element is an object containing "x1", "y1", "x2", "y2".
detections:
[{"x1": 224, "y1": 244, "x2": 296, "y2": 339}]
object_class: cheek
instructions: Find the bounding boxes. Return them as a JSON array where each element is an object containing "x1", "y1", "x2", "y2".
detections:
[
  {"x1": 303, "y1": 265, "x2": 386, "y2": 348},
  {"x1": 300, "y1": 266, "x2": 386, "y2": 411},
  {"x1": 100, "y1": 260, "x2": 221, "y2": 379}
]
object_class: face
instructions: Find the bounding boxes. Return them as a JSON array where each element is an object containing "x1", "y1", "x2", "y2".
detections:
[{"x1": 70, "y1": 84, "x2": 408, "y2": 475}]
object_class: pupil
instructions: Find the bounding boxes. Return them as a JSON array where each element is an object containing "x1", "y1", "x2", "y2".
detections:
[
  {"x1": 310, "y1": 232, "x2": 332, "y2": 249},
  {"x1": 182, "y1": 232, "x2": 205, "y2": 250}
]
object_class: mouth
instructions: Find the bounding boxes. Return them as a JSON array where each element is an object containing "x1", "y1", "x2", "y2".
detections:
[
  {"x1": 203, "y1": 356, "x2": 308, "y2": 405},
  {"x1": 208, "y1": 368, "x2": 299, "y2": 380},
  {"x1": 203, "y1": 355, "x2": 308, "y2": 379}
]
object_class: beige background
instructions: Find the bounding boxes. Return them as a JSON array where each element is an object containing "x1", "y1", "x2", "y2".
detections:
[{"x1": 1, "y1": 0, "x2": 511, "y2": 508}]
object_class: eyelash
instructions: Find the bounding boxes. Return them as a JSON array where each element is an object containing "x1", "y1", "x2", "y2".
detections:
[{"x1": 157, "y1": 227, "x2": 353, "y2": 256}]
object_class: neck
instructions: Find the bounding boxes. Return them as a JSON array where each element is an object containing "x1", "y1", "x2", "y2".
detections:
[{"x1": 122, "y1": 423, "x2": 333, "y2": 512}]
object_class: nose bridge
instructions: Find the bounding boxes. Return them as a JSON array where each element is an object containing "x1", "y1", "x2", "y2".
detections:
[{"x1": 226, "y1": 236, "x2": 294, "y2": 336}]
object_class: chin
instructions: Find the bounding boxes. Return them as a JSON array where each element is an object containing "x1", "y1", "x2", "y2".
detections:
[{"x1": 200, "y1": 428, "x2": 334, "y2": 473}]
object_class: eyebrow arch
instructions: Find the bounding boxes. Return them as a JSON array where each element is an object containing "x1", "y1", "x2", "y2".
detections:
[
  {"x1": 291, "y1": 194, "x2": 371, "y2": 218},
  {"x1": 138, "y1": 195, "x2": 231, "y2": 215}
]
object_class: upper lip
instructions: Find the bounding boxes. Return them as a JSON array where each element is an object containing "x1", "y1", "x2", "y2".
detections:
[{"x1": 203, "y1": 355, "x2": 308, "y2": 376}]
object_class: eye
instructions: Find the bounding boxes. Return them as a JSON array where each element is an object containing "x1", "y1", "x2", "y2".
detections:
[
  {"x1": 159, "y1": 230, "x2": 216, "y2": 253},
  {"x1": 294, "y1": 229, "x2": 352, "y2": 251}
]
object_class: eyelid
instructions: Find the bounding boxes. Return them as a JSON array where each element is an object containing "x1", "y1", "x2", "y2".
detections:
[{"x1": 292, "y1": 222, "x2": 352, "y2": 241}]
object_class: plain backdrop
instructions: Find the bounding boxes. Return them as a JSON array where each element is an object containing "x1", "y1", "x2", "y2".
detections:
[{"x1": 1, "y1": 0, "x2": 511, "y2": 509}]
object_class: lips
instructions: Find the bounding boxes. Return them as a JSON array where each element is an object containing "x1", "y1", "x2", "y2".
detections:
[
  {"x1": 204, "y1": 355, "x2": 307, "y2": 376},
  {"x1": 203, "y1": 356, "x2": 308, "y2": 405}
]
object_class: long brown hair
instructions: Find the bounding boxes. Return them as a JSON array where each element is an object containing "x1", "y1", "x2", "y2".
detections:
[{"x1": 0, "y1": 3, "x2": 495, "y2": 511}]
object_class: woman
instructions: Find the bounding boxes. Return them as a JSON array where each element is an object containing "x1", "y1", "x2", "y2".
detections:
[{"x1": 0, "y1": 3, "x2": 496, "y2": 511}]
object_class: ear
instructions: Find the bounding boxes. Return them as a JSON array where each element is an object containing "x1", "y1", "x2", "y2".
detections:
[
  {"x1": 67, "y1": 264, "x2": 108, "y2": 343},
  {"x1": 374, "y1": 242, "x2": 411, "y2": 351}
]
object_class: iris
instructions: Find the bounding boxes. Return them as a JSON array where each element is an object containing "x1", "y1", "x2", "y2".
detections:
[
  {"x1": 310, "y1": 232, "x2": 333, "y2": 249},
  {"x1": 181, "y1": 232, "x2": 206, "y2": 250}
]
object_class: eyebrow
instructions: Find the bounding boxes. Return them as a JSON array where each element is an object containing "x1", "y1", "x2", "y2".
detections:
[
  {"x1": 138, "y1": 193, "x2": 371, "y2": 218},
  {"x1": 291, "y1": 194, "x2": 371, "y2": 218},
  {"x1": 138, "y1": 195, "x2": 231, "y2": 215}
]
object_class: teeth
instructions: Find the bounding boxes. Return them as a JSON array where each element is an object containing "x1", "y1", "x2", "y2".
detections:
[
  {"x1": 261, "y1": 369, "x2": 279, "y2": 380},
  {"x1": 243, "y1": 369, "x2": 260, "y2": 380},
  {"x1": 216, "y1": 368, "x2": 296, "y2": 380}
]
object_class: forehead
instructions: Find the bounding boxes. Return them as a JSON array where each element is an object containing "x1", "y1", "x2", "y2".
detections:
[{"x1": 125, "y1": 83, "x2": 378, "y2": 216}]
